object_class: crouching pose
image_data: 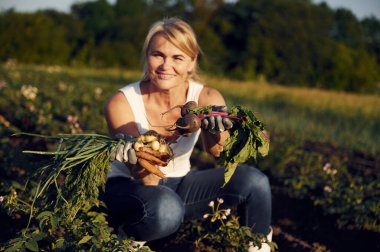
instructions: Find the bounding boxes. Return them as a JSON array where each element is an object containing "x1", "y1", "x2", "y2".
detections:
[{"x1": 103, "y1": 17, "x2": 272, "y2": 251}]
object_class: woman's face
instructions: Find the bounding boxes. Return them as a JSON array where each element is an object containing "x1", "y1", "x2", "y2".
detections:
[{"x1": 147, "y1": 34, "x2": 196, "y2": 90}]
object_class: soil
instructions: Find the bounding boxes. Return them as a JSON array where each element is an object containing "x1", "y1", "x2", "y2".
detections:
[
  {"x1": 1, "y1": 141, "x2": 379, "y2": 251},
  {"x1": 270, "y1": 193, "x2": 380, "y2": 252},
  {"x1": 2, "y1": 191, "x2": 378, "y2": 251},
  {"x1": 145, "y1": 190, "x2": 380, "y2": 252}
]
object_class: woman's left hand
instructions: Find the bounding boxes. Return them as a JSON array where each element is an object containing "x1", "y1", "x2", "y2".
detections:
[{"x1": 201, "y1": 105, "x2": 233, "y2": 134}]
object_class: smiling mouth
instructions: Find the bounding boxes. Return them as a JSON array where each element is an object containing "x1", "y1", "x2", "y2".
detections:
[{"x1": 157, "y1": 73, "x2": 174, "y2": 80}]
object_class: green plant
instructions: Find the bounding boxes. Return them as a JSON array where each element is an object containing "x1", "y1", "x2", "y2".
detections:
[
  {"x1": 263, "y1": 141, "x2": 380, "y2": 232},
  {"x1": 1, "y1": 64, "x2": 379, "y2": 250},
  {"x1": 1, "y1": 208, "x2": 152, "y2": 252},
  {"x1": 0, "y1": 133, "x2": 154, "y2": 251},
  {"x1": 174, "y1": 198, "x2": 277, "y2": 252}
]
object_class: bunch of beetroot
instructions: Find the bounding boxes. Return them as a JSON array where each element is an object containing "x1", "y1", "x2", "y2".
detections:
[
  {"x1": 163, "y1": 101, "x2": 243, "y2": 136},
  {"x1": 163, "y1": 101, "x2": 269, "y2": 185}
]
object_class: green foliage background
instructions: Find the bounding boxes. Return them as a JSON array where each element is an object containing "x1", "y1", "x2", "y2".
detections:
[
  {"x1": 1, "y1": 0, "x2": 380, "y2": 93},
  {"x1": 1, "y1": 0, "x2": 380, "y2": 250},
  {"x1": 0, "y1": 65, "x2": 379, "y2": 247}
]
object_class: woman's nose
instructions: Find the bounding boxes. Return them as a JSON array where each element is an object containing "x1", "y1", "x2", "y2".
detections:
[{"x1": 160, "y1": 58, "x2": 171, "y2": 70}]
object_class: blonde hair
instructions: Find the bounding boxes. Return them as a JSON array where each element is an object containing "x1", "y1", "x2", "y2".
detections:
[{"x1": 141, "y1": 17, "x2": 201, "y2": 82}]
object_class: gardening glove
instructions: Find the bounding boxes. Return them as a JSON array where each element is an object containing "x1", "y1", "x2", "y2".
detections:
[
  {"x1": 110, "y1": 133, "x2": 137, "y2": 165},
  {"x1": 201, "y1": 105, "x2": 233, "y2": 134}
]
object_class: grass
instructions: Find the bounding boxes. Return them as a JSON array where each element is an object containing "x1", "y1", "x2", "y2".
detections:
[
  {"x1": 204, "y1": 76, "x2": 380, "y2": 155},
  {"x1": 1, "y1": 64, "x2": 379, "y2": 250},
  {"x1": 2, "y1": 63, "x2": 379, "y2": 155}
]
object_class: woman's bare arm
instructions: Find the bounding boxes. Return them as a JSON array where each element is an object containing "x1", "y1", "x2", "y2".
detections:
[
  {"x1": 198, "y1": 87, "x2": 230, "y2": 157},
  {"x1": 105, "y1": 91, "x2": 162, "y2": 185},
  {"x1": 104, "y1": 91, "x2": 139, "y2": 138}
]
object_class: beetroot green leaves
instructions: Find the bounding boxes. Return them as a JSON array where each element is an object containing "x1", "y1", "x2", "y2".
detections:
[
  {"x1": 219, "y1": 106, "x2": 269, "y2": 185},
  {"x1": 190, "y1": 105, "x2": 269, "y2": 186}
]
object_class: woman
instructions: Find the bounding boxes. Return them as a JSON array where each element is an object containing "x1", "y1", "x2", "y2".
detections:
[{"x1": 103, "y1": 17, "x2": 272, "y2": 251}]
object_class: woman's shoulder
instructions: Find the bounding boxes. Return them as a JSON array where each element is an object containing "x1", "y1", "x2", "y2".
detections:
[
  {"x1": 119, "y1": 81, "x2": 141, "y2": 93},
  {"x1": 189, "y1": 80, "x2": 217, "y2": 96},
  {"x1": 105, "y1": 81, "x2": 140, "y2": 110},
  {"x1": 104, "y1": 85, "x2": 137, "y2": 137},
  {"x1": 105, "y1": 91, "x2": 127, "y2": 112},
  {"x1": 198, "y1": 85, "x2": 226, "y2": 106}
]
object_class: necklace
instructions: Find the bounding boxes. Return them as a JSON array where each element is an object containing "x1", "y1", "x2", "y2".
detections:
[{"x1": 143, "y1": 110, "x2": 180, "y2": 142}]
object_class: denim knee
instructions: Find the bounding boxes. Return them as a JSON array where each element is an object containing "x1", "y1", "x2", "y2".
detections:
[
  {"x1": 230, "y1": 166, "x2": 272, "y2": 233},
  {"x1": 131, "y1": 187, "x2": 185, "y2": 241},
  {"x1": 231, "y1": 166, "x2": 271, "y2": 197},
  {"x1": 153, "y1": 188, "x2": 185, "y2": 234}
]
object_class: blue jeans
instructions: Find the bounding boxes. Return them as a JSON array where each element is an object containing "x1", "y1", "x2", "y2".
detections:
[{"x1": 103, "y1": 166, "x2": 272, "y2": 241}]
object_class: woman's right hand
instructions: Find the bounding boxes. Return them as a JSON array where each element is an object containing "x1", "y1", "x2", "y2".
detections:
[
  {"x1": 111, "y1": 144, "x2": 161, "y2": 186},
  {"x1": 112, "y1": 132, "x2": 165, "y2": 186},
  {"x1": 132, "y1": 165, "x2": 161, "y2": 186},
  {"x1": 110, "y1": 133, "x2": 138, "y2": 165}
]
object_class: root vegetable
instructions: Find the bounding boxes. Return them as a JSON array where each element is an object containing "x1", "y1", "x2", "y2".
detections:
[
  {"x1": 169, "y1": 113, "x2": 201, "y2": 136},
  {"x1": 144, "y1": 130, "x2": 159, "y2": 137},
  {"x1": 136, "y1": 151, "x2": 168, "y2": 166},
  {"x1": 131, "y1": 130, "x2": 172, "y2": 179},
  {"x1": 158, "y1": 143, "x2": 168, "y2": 153},
  {"x1": 150, "y1": 140, "x2": 160, "y2": 151},
  {"x1": 133, "y1": 141, "x2": 144, "y2": 151},
  {"x1": 180, "y1": 101, "x2": 198, "y2": 116},
  {"x1": 144, "y1": 135, "x2": 158, "y2": 143},
  {"x1": 140, "y1": 146, "x2": 171, "y2": 161},
  {"x1": 138, "y1": 135, "x2": 145, "y2": 142},
  {"x1": 161, "y1": 101, "x2": 198, "y2": 117},
  {"x1": 138, "y1": 158, "x2": 166, "y2": 178},
  {"x1": 132, "y1": 166, "x2": 150, "y2": 179},
  {"x1": 163, "y1": 101, "x2": 245, "y2": 136}
]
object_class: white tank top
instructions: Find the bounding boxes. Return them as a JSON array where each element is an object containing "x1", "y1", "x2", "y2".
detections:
[{"x1": 107, "y1": 81, "x2": 204, "y2": 178}]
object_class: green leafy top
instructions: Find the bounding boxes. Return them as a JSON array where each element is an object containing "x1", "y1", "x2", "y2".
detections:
[
  {"x1": 190, "y1": 105, "x2": 269, "y2": 186},
  {"x1": 12, "y1": 132, "x2": 123, "y2": 224},
  {"x1": 190, "y1": 105, "x2": 213, "y2": 115}
]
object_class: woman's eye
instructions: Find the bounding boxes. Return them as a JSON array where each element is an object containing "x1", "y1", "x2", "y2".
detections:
[
  {"x1": 174, "y1": 57, "x2": 184, "y2": 61},
  {"x1": 151, "y1": 52, "x2": 162, "y2": 57}
]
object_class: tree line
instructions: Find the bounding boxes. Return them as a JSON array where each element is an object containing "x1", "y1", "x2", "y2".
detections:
[{"x1": 1, "y1": 0, "x2": 379, "y2": 93}]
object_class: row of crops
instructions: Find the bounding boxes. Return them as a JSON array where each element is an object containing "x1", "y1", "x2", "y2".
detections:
[{"x1": 0, "y1": 63, "x2": 379, "y2": 251}]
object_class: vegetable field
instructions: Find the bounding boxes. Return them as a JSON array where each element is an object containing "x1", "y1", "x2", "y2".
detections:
[{"x1": 0, "y1": 63, "x2": 379, "y2": 251}]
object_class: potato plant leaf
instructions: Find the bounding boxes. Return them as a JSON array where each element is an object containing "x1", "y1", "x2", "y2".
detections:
[
  {"x1": 25, "y1": 239, "x2": 39, "y2": 252},
  {"x1": 78, "y1": 235, "x2": 92, "y2": 245}
]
